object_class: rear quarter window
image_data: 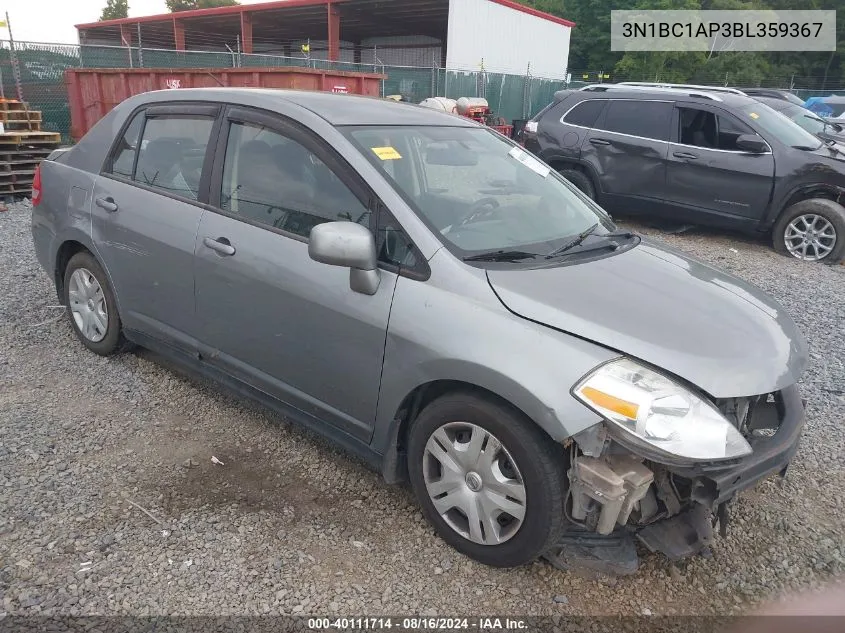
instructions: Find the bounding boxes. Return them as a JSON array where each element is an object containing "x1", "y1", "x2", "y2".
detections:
[{"x1": 561, "y1": 100, "x2": 606, "y2": 128}]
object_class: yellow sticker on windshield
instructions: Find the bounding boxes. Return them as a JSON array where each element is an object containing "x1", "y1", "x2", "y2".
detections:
[
  {"x1": 749, "y1": 112, "x2": 759, "y2": 119},
  {"x1": 371, "y1": 146, "x2": 402, "y2": 160}
]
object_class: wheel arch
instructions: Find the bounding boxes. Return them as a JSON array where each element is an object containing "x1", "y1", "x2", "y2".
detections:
[
  {"x1": 545, "y1": 158, "x2": 600, "y2": 195},
  {"x1": 53, "y1": 235, "x2": 123, "y2": 315},
  {"x1": 378, "y1": 375, "x2": 570, "y2": 485},
  {"x1": 770, "y1": 184, "x2": 845, "y2": 226}
]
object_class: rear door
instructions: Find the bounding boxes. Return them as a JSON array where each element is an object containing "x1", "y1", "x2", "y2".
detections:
[
  {"x1": 91, "y1": 103, "x2": 219, "y2": 350},
  {"x1": 580, "y1": 98, "x2": 672, "y2": 213},
  {"x1": 664, "y1": 104, "x2": 775, "y2": 226}
]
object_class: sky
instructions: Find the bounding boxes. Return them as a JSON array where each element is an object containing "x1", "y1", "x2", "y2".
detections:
[{"x1": 3, "y1": 0, "x2": 268, "y2": 44}]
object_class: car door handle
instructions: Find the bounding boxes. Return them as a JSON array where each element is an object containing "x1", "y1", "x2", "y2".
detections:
[
  {"x1": 673, "y1": 151, "x2": 698, "y2": 160},
  {"x1": 590, "y1": 138, "x2": 611, "y2": 146},
  {"x1": 203, "y1": 237, "x2": 236, "y2": 256},
  {"x1": 95, "y1": 197, "x2": 118, "y2": 212}
]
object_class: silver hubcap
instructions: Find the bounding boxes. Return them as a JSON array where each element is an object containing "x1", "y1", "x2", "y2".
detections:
[
  {"x1": 423, "y1": 422, "x2": 527, "y2": 545},
  {"x1": 68, "y1": 268, "x2": 108, "y2": 343},
  {"x1": 784, "y1": 214, "x2": 837, "y2": 261}
]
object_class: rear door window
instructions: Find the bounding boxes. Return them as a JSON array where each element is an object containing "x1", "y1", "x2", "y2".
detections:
[
  {"x1": 599, "y1": 100, "x2": 672, "y2": 141},
  {"x1": 561, "y1": 100, "x2": 606, "y2": 128},
  {"x1": 132, "y1": 115, "x2": 215, "y2": 200}
]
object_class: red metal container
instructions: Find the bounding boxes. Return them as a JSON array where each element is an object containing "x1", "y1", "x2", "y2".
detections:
[{"x1": 65, "y1": 66, "x2": 386, "y2": 141}]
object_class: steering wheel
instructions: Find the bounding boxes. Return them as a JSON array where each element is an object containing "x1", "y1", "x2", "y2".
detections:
[{"x1": 456, "y1": 197, "x2": 501, "y2": 228}]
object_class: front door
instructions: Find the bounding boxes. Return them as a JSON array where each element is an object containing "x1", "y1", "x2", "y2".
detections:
[
  {"x1": 664, "y1": 104, "x2": 775, "y2": 226},
  {"x1": 91, "y1": 103, "x2": 219, "y2": 349},
  {"x1": 193, "y1": 108, "x2": 397, "y2": 441}
]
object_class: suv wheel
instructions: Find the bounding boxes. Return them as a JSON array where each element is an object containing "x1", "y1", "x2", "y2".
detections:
[
  {"x1": 773, "y1": 199, "x2": 845, "y2": 263},
  {"x1": 63, "y1": 252, "x2": 131, "y2": 355},
  {"x1": 407, "y1": 392, "x2": 567, "y2": 568},
  {"x1": 558, "y1": 169, "x2": 595, "y2": 200}
]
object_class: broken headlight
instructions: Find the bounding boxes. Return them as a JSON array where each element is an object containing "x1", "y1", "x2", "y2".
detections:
[{"x1": 573, "y1": 358, "x2": 752, "y2": 461}]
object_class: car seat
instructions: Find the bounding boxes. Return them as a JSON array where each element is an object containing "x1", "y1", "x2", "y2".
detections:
[{"x1": 136, "y1": 139, "x2": 182, "y2": 187}]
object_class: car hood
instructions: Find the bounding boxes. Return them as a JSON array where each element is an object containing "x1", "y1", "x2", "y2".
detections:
[{"x1": 486, "y1": 241, "x2": 808, "y2": 398}]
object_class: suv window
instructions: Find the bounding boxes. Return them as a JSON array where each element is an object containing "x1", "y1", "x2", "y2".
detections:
[
  {"x1": 600, "y1": 100, "x2": 671, "y2": 141},
  {"x1": 562, "y1": 100, "x2": 605, "y2": 128},
  {"x1": 678, "y1": 107, "x2": 757, "y2": 151},
  {"x1": 220, "y1": 121, "x2": 370, "y2": 238},
  {"x1": 133, "y1": 115, "x2": 215, "y2": 200},
  {"x1": 110, "y1": 113, "x2": 143, "y2": 179}
]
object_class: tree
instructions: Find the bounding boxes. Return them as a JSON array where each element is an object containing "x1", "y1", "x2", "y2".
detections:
[
  {"x1": 165, "y1": 0, "x2": 239, "y2": 11},
  {"x1": 100, "y1": 0, "x2": 129, "y2": 20}
]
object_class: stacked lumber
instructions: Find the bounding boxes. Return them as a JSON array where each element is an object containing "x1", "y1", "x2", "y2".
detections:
[{"x1": 0, "y1": 99, "x2": 61, "y2": 196}]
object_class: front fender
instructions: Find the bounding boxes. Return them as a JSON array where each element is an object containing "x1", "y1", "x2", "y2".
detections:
[
  {"x1": 766, "y1": 181, "x2": 845, "y2": 227},
  {"x1": 371, "y1": 256, "x2": 615, "y2": 454}
]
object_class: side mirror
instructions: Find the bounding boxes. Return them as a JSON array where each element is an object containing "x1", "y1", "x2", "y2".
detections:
[
  {"x1": 308, "y1": 221, "x2": 380, "y2": 295},
  {"x1": 735, "y1": 134, "x2": 769, "y2": 153}
]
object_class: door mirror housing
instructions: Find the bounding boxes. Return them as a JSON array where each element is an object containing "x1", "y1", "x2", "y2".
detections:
[
  {"x1": 735, "y1": 134, "x2": 769, "y2": 153},
  {"x1": 309, "y1": 221, "x2": 380, "y2": 295}
]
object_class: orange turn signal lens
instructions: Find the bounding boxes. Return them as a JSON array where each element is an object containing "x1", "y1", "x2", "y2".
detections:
[{"x1": 580, "y1": 386, "x2": 639, "y2": 420}]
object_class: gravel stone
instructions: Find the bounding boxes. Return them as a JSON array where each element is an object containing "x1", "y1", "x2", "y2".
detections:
[{"x1": 1, "y1": 201, "x2": 843, "y2": 615}]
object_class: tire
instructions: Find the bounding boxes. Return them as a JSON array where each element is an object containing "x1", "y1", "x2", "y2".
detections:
[
  {"x1": 63, "y1": 251, "x2": 131, "y2": 356},
  {"x1": 773, "y1": 198, "x2": 845, "y2": 263},
  {"x1": 558, "y1": 168, "x2": 595, "y2": 200},
  {"x1": 407, "y1": 392, "x2": 567, "y2": 568}
]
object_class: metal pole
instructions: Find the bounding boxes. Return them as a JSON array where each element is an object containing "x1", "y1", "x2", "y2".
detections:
[
  {"x1": 124, "y1": 30, "x2": 133, "y2": 68},
  {"x1": 236, "y1": 34, "x2": 241, "y2": 67},
  {"x1": 0, "y1": 43, "x2": 6, "y2": 99},
  {"x1": 6, "y1": 12, "x2": 23, "y2": 102},
  {"x1": 137, "y1": 23, "x2": 144, "y2": 68}
]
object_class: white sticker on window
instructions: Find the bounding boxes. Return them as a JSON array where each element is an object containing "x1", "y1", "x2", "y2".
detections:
[{"x1": 508, "y1": 146, "x2": 550, "y2": 178}]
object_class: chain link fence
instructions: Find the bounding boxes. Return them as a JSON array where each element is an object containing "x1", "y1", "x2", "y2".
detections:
[
  {"x1": 0, "y1": 40, "x2": 572, "y2": 142},
  {"x1": 2, "y1": 39, "x2": 844, "y2": 143}
]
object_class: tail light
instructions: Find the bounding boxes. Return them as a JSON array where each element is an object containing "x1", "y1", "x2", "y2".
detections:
[{"x1": 32, "y1": 163, "x2": 42, "y2": 206}]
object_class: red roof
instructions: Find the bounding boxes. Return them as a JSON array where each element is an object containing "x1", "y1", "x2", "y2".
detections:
[{"x1": 76, "y1": 0, "x2": 574, "y2": 30}]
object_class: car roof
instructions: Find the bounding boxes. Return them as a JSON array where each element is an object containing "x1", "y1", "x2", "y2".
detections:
[
  {"x1": 558, "y1": 86, "x2": 757, "y2": 108},
  {"x1": 129, "y1": 87, "x2": 477, "y2": 127}
]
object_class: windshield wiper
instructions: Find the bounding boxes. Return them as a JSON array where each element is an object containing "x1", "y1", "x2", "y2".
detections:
[
  {"x1": 544, "y1": 223, "x2": 600, "y2": 259},
  {"x1": 462, "y1": 249, "x2": 538, "y2": 262}
]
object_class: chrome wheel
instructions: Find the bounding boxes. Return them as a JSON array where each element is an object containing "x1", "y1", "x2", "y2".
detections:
[
  {"x1": 68, "y1": 268, "x2": 108, "y2": 343},
  {"x1": 422, "y1": 422, "x2": 527, "y2": 545},
  {"x1": 784, "y1": 214, "x2": 837, "y2": 261}
]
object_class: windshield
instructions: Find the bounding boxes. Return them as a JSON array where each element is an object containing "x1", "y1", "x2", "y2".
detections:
[
  {"x1": 778, "y1": 104, "x2": 829, "y2": 136},
  {"x1": 344, "y1": 126, "x2": 612, "y2": 255},
  {"x1": 739, "y1": 102, "x2": 823, "y2": 149}
]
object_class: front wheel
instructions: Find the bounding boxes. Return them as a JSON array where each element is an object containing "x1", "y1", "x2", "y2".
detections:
[
  {"x1": 773, "y1": 198, "x2": 845, "y2": 263},
  {"x1": 407, "y1": 392, "x2": 567, "y2": 567}
]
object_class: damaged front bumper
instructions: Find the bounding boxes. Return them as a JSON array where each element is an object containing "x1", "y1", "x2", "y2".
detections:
[{"x1": 545, "y1": 384, "x2": 805, "y2": 573}]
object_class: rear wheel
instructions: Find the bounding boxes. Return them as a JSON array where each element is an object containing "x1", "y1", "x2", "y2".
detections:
[
  {"x1": 558, "y1": 168, "x2": 595, "y2": 200},
  {"x1": 407, "y1": 392, "x2": 567, "y2": 567},
  {"x1": 773, "y1": 198, "x2": 845, "y2": 263},
  {"x1": 63, "y1": 252, "x2": 131, "y2": 355}
]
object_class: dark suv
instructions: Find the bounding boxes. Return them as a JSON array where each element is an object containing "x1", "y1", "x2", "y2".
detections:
[{"x1": 523, "y1": 86, "x2": 845, "y2": 263}]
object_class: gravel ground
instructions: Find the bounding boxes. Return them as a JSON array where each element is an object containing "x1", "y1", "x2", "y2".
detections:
[{"x1": 1, "y1": 199, "x2": 843, "y2": 617}]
